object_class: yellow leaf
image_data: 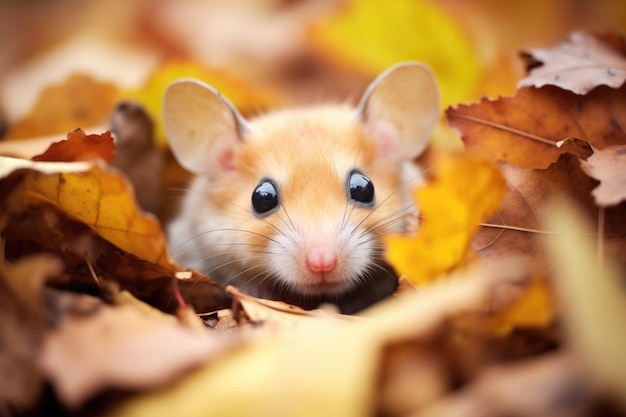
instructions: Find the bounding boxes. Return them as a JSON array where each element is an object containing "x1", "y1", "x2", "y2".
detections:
[
  {"x1": 308, "y1": 0, "x2": 482, "y2": 108},
  {"x1": 123, "y1": 61, "x2": 285, "y2": 146},
  {"x1": 490, "y1": 278, "x2": 554, "y2": 336},
  {"x1": 386, "y1": 153, "x2": 505, "y2": 285},
  {"x1": 20, "y1": 162, "x2": 172, "y2": 269},
  {"x1": 544, "y1": 200, "x2": 626, "y2": 409}
]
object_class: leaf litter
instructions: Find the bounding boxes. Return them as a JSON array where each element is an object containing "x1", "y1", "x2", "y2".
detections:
[{"x1": 1, "y1": 26, "x2": 626, "y2": 417}]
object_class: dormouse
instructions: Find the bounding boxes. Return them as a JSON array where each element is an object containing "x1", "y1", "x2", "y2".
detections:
[{"x1": 164, "y1": 62, "x2": 439, "y2": 313}]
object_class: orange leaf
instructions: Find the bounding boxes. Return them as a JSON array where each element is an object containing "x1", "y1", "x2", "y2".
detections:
[
  {"x1": 20, "y1": 163, "x2": 171, "y2": 269},
  {"x1": 489, "y1": 278, "x2": 554, "y2": 335},
  {"x1": 6, "y1": 74, "x2": 119, "y2": 140},
  {"x1": 447, "y1": 85, "x2": 626, "y2": 169},
  {"x1": 385, "y1": 153, "x2": 506, "y2": 285},
  {"x1": 32, "y1": 129, "x2": 115, "y2": 163}
]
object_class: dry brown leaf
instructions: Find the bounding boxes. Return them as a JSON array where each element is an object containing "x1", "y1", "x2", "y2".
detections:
[
  {"x1": 378, "y1": 341, "x2": 448, "y2": 416},
  {"x1": 226, "y1": 285, "x2": 353, "y2": 331},
  {"x1": 580, "y1": 144, "x2": 626, "y2": 207},
  {"x1": 1, "y1": 155, "x2": 231, "y2": 314},
  {"x1": 0, "y1": 255, "x2": 62, "y2": 414},
  {"x1": 109, "y1": 102, "x2": 163, "y2": 215},
  {"x1": 544, "y1": 200, "x2": 626, "y2": 410},
  {"x1": 555, "y1": 137, "x2": 594, "y2": 160},
  {"x1": 32, "y1": 128, "x2": 115, "y2": 163},
  {"x1": 472, "y1": 153, "x2": 626, "y2": 273},
  {"x1": 41, "y1": 303, "x2": 234, "y2": 409},
  {"x1": 519, "y1": 32, "x2": 626, "y2": 94},
  {"x1": 104, "y1": 259, "x2": 532, "y2": 417},
  {"x1": 6, "y1": 73, "x2": 119, "y2": 140},
  {"x1": 417, "y1": 353, "x2": 591, "y2": 417},
  {"x1": 97, "y1": 253, "x2": 231, "y2": 315},
  {"x1": 447, "y1": 85, "x2": 626, "y2": 170}
]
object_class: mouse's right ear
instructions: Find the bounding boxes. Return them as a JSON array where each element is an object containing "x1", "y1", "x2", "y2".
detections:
[{"x1": 163, "y1": 79, "x2": 251, "y2": 176}]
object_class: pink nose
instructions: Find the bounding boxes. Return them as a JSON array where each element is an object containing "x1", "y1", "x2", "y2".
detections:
[{"x1": 306, "y1": 246, "x2": 337, "y2": 273}]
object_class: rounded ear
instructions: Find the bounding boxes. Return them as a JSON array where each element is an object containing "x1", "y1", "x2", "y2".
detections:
[
  {"x1": 163, "y1": 79, "x2": 252, "y2": 175},
  {"x1": 356, "y1": 62, "x2": 440, "y2": 161}
]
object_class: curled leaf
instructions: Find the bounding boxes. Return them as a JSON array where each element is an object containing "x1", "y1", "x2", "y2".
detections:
[
  {"x1": 386, "y1": 153, "x2": 506, "y2": 285},
  {"x1": 42, "y1": 303, "x2": 232, "y2": 409},
  {"x1": 543, "y1": 200, "x2": 626, "y2": 409},
  {"x1": 447, "y1": 86, "x2": 626, "y2": 169},
  {"x1": 32, "y1": 129, "x2": 115, "y2": 163},
  {"x1": 519, "y1": 32, "x2": 626, "y2": 94},
  {"x1": 6, "y1": 74, "x2": 119, "y2": 140},
  {"x1": 21, "y1": 164, "x2": 171, "y2": 268},
  {"x1": 580, "y1": 144, "x2": 626, "y2": 207}
]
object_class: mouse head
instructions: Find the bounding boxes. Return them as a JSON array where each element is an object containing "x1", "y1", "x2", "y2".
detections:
[{"x1": 164, "y1": 62, "x2": 439, "y2": 298}]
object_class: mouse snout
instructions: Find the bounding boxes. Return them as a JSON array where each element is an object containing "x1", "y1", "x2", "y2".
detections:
[{"x1": 305, "y1": 245, "x2": 338, "y2": 273}]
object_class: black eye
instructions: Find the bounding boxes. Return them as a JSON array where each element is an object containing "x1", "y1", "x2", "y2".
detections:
[
  {"x1": 252, "y1": 180, "x2": 279, "y2": 215},
  {"x1": 348, "y1": 170, "x2": 375, "y2": 205}
]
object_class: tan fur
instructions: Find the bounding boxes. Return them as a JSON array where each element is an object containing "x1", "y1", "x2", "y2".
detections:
[
  {"x1": 218, "y1": 106, "x2": 401, "y2": 229},
  {"x1": 166, "y1": 63, "x2": 438, "y2": 312},
  {"x1": 171, "y1": 105, "x2": 407, "y2": 293}
]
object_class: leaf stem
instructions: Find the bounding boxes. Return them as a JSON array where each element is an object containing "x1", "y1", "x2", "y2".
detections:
[
  {"x1": 479, "y1": 222, "x2": 558, "y2": 235},
  {"x1": 598, "y1": 206, "x2": 605, "y2": 273},
  {"x1": 84, "y1": 253, "x2": 101, "y2": 285},
  {"x1": 479, "y1": 222, "x2": 597, "y2": 236},
  {"x1": 450, "y1": 113, "x2": 557, "y2": 146}
]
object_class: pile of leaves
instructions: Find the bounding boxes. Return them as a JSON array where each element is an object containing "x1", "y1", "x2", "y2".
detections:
[{"x1": 1, "y1": 31, "x2": 626, "y2": 417}]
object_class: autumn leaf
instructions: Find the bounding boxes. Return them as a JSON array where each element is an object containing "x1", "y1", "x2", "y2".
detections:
[
  {"x1": 42, "y1": 302, "x2": 234, "y2": 409},
  {"x1": 97, "y1": 253, "x2": 230, "y2": 315},
  {"x1": 488, "y1": 278, "x2": 554, "y2": 336},
  {"x1": 385, "y1": 153, "x2": 506, "y2": 285},
  {"x1": 2, "y1": 160, "x2": 157, "y2": 268},
  {"x1": 307, "y1": 0, "x2": 481, "y2": 107},
  {"x1": 472, "y1": 153, "x2": 626, "y2": 273},
  {"x1": 580, "y1": 144, "x2": 626, "y2": 207},
  {"x1": 226, "y1": 285, "x2": 355, "y2": 331},
  {"x1": 519, "y1": 32, "x2": 626, "y2": 94},
  {"x1": 108, "y1": 102, "x2": 163, "y2": 215},
  {"x1": 417, "y1": 353, "x2": 589, "y2": 417},
  {"x1": 544, "y1": 200, "x2": 626, "y2": 410},
  {"x1": 0, "y1": 255, "x2": 63, "y2": 414},
  {"x1": 32, "y1": 128, "x2": 115, "y2": 163},
  {"x1": 1, "y1": 131, "x2": 231, "y2": 314},
  {"x1": 447, "y1": 85, "x2": 626, "y2": 170},
  {"x1": 6, "y1": 74, "x2": 119, "y2": 140},
  {"x1": 104, "y1": 259, "x2": 531, "y2": 417},
  {"x1": 382, "y1": 149, "x2": 554, "y2": 335},
  {"x1": 19, "y1": 163, "x2": 171, "y2": 269}
]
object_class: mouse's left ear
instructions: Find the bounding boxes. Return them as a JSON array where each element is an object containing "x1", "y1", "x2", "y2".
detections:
[{"x1": 356, "y1": 62, "x2": 439, "y2": 161}]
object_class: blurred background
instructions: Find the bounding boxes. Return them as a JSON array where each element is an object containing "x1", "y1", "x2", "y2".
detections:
[{"x1": 1, "y1": 0, "x2": 625, "y2": 150}]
